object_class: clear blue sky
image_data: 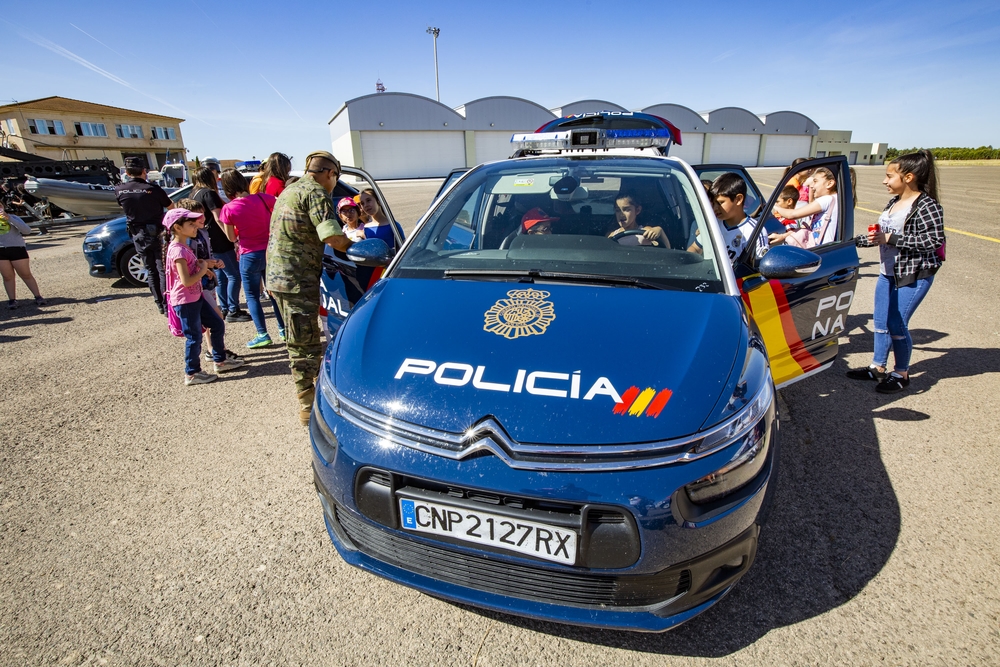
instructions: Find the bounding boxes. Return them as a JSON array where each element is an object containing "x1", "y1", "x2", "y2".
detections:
[{"x1": 3, "y1": 0, "x2": 998, "y2": 168}]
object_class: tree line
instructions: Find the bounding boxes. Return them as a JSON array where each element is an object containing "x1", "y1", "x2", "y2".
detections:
[{"x1": 887, "y1": 146, "x2": 1000, "y2": 160}]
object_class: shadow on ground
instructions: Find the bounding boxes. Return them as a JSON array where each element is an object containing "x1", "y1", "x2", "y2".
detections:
[{"x1": 451, "y1": 324, "x2": 999, "y2": 655}]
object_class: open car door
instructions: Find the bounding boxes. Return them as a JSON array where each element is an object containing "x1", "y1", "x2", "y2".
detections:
[
  {"x1": 726, "y1": 156, "x2": 860, "y2": 387},
  {"x1": 693, "y1": 163, "x2": 785, "y2": 238},
  {"x1": 320, "y1": 166, "x2": 403, "y2": 335}
]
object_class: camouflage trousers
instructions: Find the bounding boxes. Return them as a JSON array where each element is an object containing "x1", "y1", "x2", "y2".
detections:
[{"x1": 272, "y1": 290, "x2": 324, "y2": 409}]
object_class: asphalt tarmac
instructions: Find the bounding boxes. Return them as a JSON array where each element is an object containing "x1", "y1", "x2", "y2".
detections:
[{"x1": 1, "y1": 164, "x2": 998, "y2": 665}]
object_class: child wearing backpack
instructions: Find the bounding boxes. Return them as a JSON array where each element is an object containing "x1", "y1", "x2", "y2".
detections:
[{"x1": 162, "y1": 208, "x2": 244, "y2": 385}]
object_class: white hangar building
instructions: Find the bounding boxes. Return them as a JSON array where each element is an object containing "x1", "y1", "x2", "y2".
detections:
[{"x1": 329, "y1": 93, "x2": 825, "y2": 180}]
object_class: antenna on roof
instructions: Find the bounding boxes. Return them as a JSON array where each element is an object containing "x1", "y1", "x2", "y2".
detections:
[{"x1": 375, "y1": 78, "x2": 386, "y2": 93}]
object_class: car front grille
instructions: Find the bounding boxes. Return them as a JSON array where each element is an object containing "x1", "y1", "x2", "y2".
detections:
[{"x1": 335, "y1": 504, "x2": 690, "y2": 609}]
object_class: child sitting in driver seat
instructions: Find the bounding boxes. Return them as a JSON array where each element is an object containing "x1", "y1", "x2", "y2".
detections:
[{"x1": 607, "y1": 193, "x2": 669, "y2": 247}]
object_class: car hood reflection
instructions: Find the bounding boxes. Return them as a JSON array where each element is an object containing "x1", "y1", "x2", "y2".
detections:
[{"x1": 333, "y1": 278, "x2": 743, "y2": 446}]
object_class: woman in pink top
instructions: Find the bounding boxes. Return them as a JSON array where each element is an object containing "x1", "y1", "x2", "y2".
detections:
[
  {"x1": 163, "y1": 208, "x2": 244, "y2": 385},
  {"x1": 218, "y1": 169, "x2": 286, "y2": 348}
]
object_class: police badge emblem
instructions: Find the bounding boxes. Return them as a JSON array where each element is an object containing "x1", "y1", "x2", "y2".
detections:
[{"x1": 483, "y1": 288, "x2": 555, "y2": 339}]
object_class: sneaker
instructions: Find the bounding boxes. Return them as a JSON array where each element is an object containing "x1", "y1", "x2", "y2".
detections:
[
  {"x1": 875, "y1": 373, "x2": 910, "y2": 394},
  {"x1": 7, "y1": 300, "x2": 16, "y2": 310},
  {"x1": 205, "y1": 349, "x2": 245, "y2": 363},
  {"x1": 846, "y1": 365, "x2": 887, "y2": 381},
  {"x1": 157, "y1": 304, "x2": 165, "y2": 315},
  {"x1": 214, "y1": 358, "x2": 246, "y2": 373},
  {"x1": 278, "y1": 327, "x2": 287, "y2": 342},
  {"x1": 225, "y1": 309, "x2": 252, "y2": 323},
  {"x1": 185, "y1": 372, "x2": 218, "y2": 386},
  {"x1": 34, "y1": 296, "x2": 47, "y2": 306},
  {"x1": 247, "y1": 333, "x2": 272, "y2": 349}
]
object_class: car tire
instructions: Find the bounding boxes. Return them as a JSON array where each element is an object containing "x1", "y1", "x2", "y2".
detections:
[{"x1": 118, "y1": 245, "x2": 148, "y2": 287}]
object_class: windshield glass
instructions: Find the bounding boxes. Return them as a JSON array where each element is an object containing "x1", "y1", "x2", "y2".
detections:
[{"x1": 392, "y1": 157, "x2": 724, "y2": 293}]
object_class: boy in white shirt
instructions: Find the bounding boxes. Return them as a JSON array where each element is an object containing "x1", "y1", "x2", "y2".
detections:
[{"x1": 707, "y1": 172, "x2": 764, "y2": 263}]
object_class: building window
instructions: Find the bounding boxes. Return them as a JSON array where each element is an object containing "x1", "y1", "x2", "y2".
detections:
[
  {"x1": 74, "y1": 122, "x2": 108, "y2": 137},
  {"x1": 151, "y1": 126, "x2": 176, "y2": 140},
  {"x1": 115, "y1": 124, "x2": 144, "y2": 139},
  {"x1": 27, "y1": 119, "x2": 65, "y2": 135},
  {"x1": 815, "y1": 151, "x2": 826, "y2": 158}
]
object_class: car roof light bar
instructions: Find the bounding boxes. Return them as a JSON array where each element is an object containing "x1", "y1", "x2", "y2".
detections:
[{"x1": 510, "y1": 128, "x2": 675, "y2": 151}]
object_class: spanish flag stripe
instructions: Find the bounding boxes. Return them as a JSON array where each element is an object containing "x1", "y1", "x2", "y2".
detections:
[
  {"x1": 768, "y1": 279, "x2": 821, "y2": 372},
  {"x1": 645, "y1": 389, "x2": 673, "y2": 418},
  {"x1": 628, "y1": 388, "x2": 657, "y2": 417},
  {"x1": 614, "y1": 386, "x2": 640, "y2": 415},
  {"x1": 745, "y1": 281, "x2": 804, "y2": 385}
]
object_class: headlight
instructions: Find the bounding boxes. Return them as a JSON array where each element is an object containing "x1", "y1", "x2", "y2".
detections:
[
  {"x1": 84, "y1": 239, "x2": 103, "y2": 251},
  {"x1": 317, "y1": 365, "x2": 341, "y2": 415},
  {"x1": 313, "y1": 368, "x2": 340, "y2": 464},
  {"x1": 685, "y1": 417, "x2": 769, "y2": 504}
]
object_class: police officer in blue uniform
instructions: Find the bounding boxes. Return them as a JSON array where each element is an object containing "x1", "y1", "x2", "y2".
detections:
[{"x1": 114, "y1": 157, "x2": 173, "y2": 313}]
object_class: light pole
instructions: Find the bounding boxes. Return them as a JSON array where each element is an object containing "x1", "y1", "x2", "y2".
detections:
[{"x1": 426, "y1": 27, "x2": 440, "y2": 102}]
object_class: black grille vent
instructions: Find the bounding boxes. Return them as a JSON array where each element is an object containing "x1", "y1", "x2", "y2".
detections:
[
  {"x1": 336, "y1": 505, "x2": 688, "y2": 608},
  {"x1": 588, "y1": 510, "x2": 626, "y2": 524},
  {"x1": 368, "y1": 471, "x2": 392, "y2": 487}
]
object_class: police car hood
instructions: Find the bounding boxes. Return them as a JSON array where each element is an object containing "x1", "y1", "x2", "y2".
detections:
[{"x1": 333, "y1": 278, "x2": 744, "y2": 445}]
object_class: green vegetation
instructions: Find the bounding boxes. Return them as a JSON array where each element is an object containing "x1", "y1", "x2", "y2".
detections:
[{"x1": 886, "y1": 146, "x2": 1000, "y2": 160}]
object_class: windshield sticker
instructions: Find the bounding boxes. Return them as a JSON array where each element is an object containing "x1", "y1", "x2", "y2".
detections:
[
  {"x1": 484, "y1": 289, "x2": 555, "y2": 339},
  {"x1": 513, "y1": 177, "x2": 535, "y2": 187},
  {"x1": 394, "y1": 358, "x2": 671, "y2": 417}
]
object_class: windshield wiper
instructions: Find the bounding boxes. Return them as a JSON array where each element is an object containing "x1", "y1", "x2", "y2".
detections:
[
  {"x1": 537, "y1": 271, "x2": 675, "y2": 290},
  {"x1": 443, "y1": 269, "x2": 674, "y2": 290},
  {"x1": 444, "y1": 269, "x2": 540, "y2": 281}
]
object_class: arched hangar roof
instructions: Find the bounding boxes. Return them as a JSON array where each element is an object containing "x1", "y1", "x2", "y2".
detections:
[
  {"x1": 551, "y1": 99, "x2": 629, "y2": 116},
  {"x1": 703, "y1": 107, "x2": 766, "y2": 134},
  {"x1": 762, "y1": 110, "x2": 819, "y2": 135},
  {"x1": 455, "y1": 96, "x2": 556, "y2": 131},
  {"x1": 329, "y1": 93, "x2": 820, "y2": 136},
  {"x1": 329, "y1": 92, "x2": 464, "y2": 131},
  {"x1": 640, "y1": 104, "x2": 707, "y2": 133}
]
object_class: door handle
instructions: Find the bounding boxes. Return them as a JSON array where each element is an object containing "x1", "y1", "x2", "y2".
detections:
[{"x1": 828, "y1": 268, "x2": 856, "y2": 285}]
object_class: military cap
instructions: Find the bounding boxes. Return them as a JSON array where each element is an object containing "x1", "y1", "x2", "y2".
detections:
[{"x1": 304, "y1": 151, "x2": 341, "y2": 173}]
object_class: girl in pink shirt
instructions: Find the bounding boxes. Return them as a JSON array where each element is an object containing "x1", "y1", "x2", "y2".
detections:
[
  {"x1": 218, "y1": 169, "x2": 286, "y2": 348},
  {"x1": 163, "y1": 208, "x2": 244, "y2": 385}
]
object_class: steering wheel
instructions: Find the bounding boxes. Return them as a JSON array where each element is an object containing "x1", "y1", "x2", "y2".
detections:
[{"x1": 613, "y1": 229, "x2": 659, "y2": 246}]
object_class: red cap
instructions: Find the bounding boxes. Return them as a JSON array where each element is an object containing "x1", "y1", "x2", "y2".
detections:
[{"x1": 521, "y1": 207, "x2": 558, "y2": 232}]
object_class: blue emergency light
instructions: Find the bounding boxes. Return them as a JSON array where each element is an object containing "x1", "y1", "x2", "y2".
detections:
[{"x1": 510, "y1": 111, "x2": 682, "y2": 154}]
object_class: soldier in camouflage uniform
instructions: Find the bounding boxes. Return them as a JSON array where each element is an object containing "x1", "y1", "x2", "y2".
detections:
[{"x1": 266, "y1": 151, "x2": 354, "y2": 425}]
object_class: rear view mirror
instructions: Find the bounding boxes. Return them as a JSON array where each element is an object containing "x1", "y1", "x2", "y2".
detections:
[
  {"x1": 758, "y1": 245, "x2": 821, "y2": 279},
  {"x1": 346, "y1": 238, "x2": 391, "y2": 267}
]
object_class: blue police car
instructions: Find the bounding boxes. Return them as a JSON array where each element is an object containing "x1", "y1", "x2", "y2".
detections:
[
  {"x1": 82, "y1": 184, "x2": 197, "y2": 287},
  {"x1": 312, "y1": 112, "x2": 859, "y2": 631}
]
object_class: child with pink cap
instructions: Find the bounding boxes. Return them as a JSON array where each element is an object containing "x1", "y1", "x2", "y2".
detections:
[{"x1": 163, "y1": 208, "x2": 245, "y2": 385}]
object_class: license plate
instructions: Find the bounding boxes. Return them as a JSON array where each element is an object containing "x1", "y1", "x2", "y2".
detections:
[{"x1": 398, "y1": 497, "x2": 578, "y2": 565}]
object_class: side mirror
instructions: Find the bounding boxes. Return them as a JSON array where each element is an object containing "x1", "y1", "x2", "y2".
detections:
[
  {"x1": 346, "y1": 238, "x2": 391, "y2": 267},
  {"x1": 758, "y1": 245, "x2": 821, "y2": 279}
]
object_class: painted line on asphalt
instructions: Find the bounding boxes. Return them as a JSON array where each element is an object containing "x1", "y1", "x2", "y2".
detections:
[{"x1": 756, "y1": 182, "x2": 1000, "y2": 244}]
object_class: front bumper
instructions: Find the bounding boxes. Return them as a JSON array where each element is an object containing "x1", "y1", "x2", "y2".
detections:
[
  {"x1": 310, "y1": 388, "x2": 777, "y2": 632},
  {"x1": 83, "y1": 241, "x2": 117, "y2": 278}
]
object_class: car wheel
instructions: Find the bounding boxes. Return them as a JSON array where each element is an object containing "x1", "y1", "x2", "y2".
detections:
[{"x1": 118, "y1": 246, "x2": 148, "y2": 287}]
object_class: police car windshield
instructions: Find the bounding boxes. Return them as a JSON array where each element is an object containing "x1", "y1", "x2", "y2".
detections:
[{"x1": 393, "y1": 157, "x2": 725, "y2": 293}]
